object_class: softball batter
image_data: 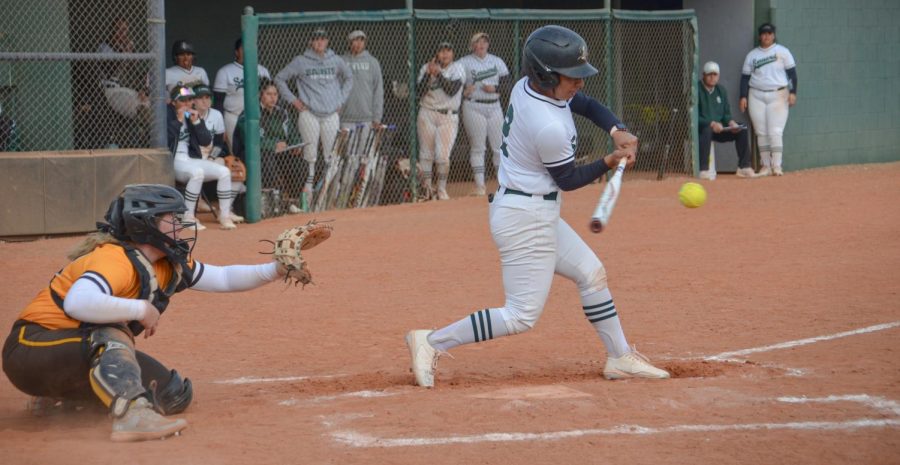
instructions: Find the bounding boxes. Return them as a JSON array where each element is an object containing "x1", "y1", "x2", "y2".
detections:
[
  {"x1": 459, "y1": 32, "x2": 510, "y2": 196},
  {"x1": 739, "y1": 23, "x2": 797, "y2": 176},
  {"x1": 416, "y1": 41, "x2": 465, "y2": 200},
  {"x1": 406, "y1": 26, "x2": 669, "y2": 387},
  {"x1": 1, "y1": 184, "x2": 290, "y2": 441}
]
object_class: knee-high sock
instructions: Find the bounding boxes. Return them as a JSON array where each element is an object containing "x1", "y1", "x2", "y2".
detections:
[
  {"x1": 473, "y1": 167, "x2": 486, "y2": 188},
  {"x1": 769, "y1": 134, "x2": 783, "y2": 168},
  {"x1": 305, "y1": 162, "x2": 315, "y2": 193},
  {"x1": 427, "y1": 308, "x2": 511, "y2": 352},
  {"x1": 436, "y1": 163, "x2": 449, "y2": 191},
  {"x1": 183, "y1": 185, "x2": 201, "y2": 218},
  {"x1": 582, "y1": 288, "x2": 629, "y2": 358},
  {"x1": 757, "y1": 135, "x2": 772, "y2": 167}
]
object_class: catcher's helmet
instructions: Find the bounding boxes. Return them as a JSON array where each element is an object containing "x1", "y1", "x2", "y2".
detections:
[
  {"x1": 102, "y1": 184, "x2": 195, "y2": 263},
  {"x1": 523, "y1": 25, "x2": 597, "y2": 89},
  {"x1": 171, "y1": 40, "x2": 195, "y2": 62}
]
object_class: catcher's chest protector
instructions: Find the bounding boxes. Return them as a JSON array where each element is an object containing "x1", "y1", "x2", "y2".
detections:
[{"x1": 120, "y1": 245, "x2": 191, "y2": 336}]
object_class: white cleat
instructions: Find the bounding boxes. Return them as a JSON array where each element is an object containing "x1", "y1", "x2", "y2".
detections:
[
  {"x1": 219, "y1": 217, "x2": 237, "y2": 230},
  {"x1": 436, "y1": 188, "x2": 450, "y2": 201},
  {"x1": 756, "y1": 166, "x2": 772, "y2": 177},
  {"x1": 735, "y1": 167, "x2": 756, "y2": 178},
  {"x1": 405, "y1": 330, "x2": 439, "y2": 388},
  {"x1": 603, "y1": 348, "x2": 670, "y2": 380},
  {"x1": 230, "y1": 213, "x2": 245, "y2": 224},
  {"x1": 773, "y1": 166, "x2": 784, "y2": 176},
  {"x1": 698, "y1": 170, "x2": 714, "y2": 180}
]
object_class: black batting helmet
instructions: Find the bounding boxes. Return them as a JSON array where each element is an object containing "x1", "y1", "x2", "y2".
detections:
[
  {"x1": 101, "y1": 184, "x2": 195, "y2": 263},
  {"x1": 171, "y1": 40, "x2": 195, "y2": 63},
  {"x1": 522, "y1": 25, "x2": 597, "y2": 89}
]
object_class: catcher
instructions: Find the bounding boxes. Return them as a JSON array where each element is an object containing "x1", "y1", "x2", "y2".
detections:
[{"x1": 1, "y1": 184, "x2": 330, "y2": 442}]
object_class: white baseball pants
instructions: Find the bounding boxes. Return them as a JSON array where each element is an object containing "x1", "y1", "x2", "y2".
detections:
[
  {"x1": 297, "y1": 111, "x2": 340, "y2": 191},
  {"x1": 416, "y1": 108, "x2": 458, "y2": 192},
  {"x1": 462, "y1": 101, "x2": 504, "y2": 187},
  {"x1": 749, "y1": 88, "x2": 789, "y2": 168},
  {"x1": 174, "y1": 154, "x2": 233, "y2": 219}
]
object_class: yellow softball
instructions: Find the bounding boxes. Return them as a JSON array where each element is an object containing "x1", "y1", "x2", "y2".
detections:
[{"x1": 679, "y1": 182, "x2": 707, "y2": 208}]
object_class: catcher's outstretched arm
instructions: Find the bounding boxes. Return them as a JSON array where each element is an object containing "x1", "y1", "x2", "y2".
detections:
[{"x1": 189, "y1": 262, "x2": 282, "y2": 292}]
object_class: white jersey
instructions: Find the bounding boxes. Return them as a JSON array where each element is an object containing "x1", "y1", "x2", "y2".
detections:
[
  {"x1": 458, "y1": 53, "x2": 509, "y2": 103},
  {"x1": 201, "y1": 108, "x2": 225, "y2": 136},
  {"x1": 199, "y1": 108, "x2": 225, "y2": 159},
  {"x1": 742, "y1": 43, "x2": 796, "y2": 91},
  {"x1": 417, "y1": 61, "x2": 465, "y2": 111},
  {"x1": 165, "y1": 65, "x2": 210, "y2": 93},
  {"x1": 498, "y1": 78, "x2": 576, "y2": 195},
  {"x1": 213, "y1": 61, "x2": 271, "y2": 115}
]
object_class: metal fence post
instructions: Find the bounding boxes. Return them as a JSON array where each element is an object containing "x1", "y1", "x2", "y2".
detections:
[
  {"x1": 406, "y1": 0, "x2": 419, "y2": 200},
  {"x1": 242, "y1": 6, "x2": 261, "y2": 222},
  {"x1": 148, "y1": 0, "x2": 166, "y2": 149},
  {"x1": 512, "y1": 19, "x2": 520, "y2": 81}
]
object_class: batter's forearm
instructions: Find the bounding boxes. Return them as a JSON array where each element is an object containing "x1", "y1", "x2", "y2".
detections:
[
  {"x1": 547, "y1": 160, "x2": 611, "y2": 192},
  {"x1": 569, "y1": 92, "x2": 620, "y2": 132}
]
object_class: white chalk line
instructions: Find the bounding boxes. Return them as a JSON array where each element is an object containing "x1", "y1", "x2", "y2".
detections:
[
  {"x1": 329, "y1": 394, "x2": 900, "y2": 448},
  {"x1": 213, "y1": 374, "x2": 347, "y2": 385},
  {"x1": 704, "y1": 321, "x2": 900, "y2": 361},
  {"x1": 280, "y1": 390, "x2": 396, "y2": 406}
]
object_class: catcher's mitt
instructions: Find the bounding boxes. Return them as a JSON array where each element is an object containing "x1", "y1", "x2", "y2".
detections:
[{"x1": 271, "y1": 220, "x2": 333, "y2": 286}]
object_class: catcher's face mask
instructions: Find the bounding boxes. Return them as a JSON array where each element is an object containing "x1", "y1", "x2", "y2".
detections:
[{"x1": 155, "y1": 213, "x2": 197, "y2": 261}]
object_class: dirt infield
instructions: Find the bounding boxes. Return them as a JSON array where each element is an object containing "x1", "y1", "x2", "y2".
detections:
[{"x1": 1, "y1": 163, "x2": 899, "y2": 464}]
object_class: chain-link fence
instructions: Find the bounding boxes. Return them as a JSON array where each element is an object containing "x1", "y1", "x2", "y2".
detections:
[
  {"x1": 0, "y1": 0, "x2": 164, "y2": 152},
  {"x1": 241, "y1": 8, "x2": 697, "y2": 220}
]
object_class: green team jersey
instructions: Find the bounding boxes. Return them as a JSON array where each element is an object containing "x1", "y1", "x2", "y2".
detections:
[{"x1": 697, "y1": 81, "x2": 732, "y2": 128}]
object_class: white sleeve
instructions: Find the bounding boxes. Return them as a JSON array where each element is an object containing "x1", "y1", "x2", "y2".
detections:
[
  {"x1": 64, "y1": 277, "x2": 147, "y2": 324},
  {"x1": 213, "y1": 67, "x2": 228, "y2": 92},
  {"x1": 200, "y1": 68, "x2": 210, "y2": 85},
  {"x1": 782, "y1": 46, "x2": 796, "y2": 69},
  {"x1": 742, "y1": 52, "x2": 753, "y2": 75},
  {"x1": 260, "y1": 65, "x2": 271, "y2": 79},
  {"x1": 189, "y1": 261, "x2": 280, "y2": 292},
  {"x1": 536, "y1": 122, "x2": 574, "y2": 168},
  {"x1": 498, "y1": 57, "x2": 510, "y2": 78}
]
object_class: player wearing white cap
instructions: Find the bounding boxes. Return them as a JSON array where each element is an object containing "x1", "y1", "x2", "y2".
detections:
[
  {"x1": 405, "y1": 26, "x2": 669, "y2": 388},
  {"x1": 458, "y1": 32, "x2": 510, "y2": 196},
  {"x1": 739, "y1": 23, "x2": 798, "y2": 176},
  {"x1": 213, "y1": 38, "x2": 271, "y2": 152},
  {"x1": 698, "y1": 61, "x2": 754, "y2": 179},
  {"x1": 416, "y1": 41, "x2": 465, "y2": 200}
]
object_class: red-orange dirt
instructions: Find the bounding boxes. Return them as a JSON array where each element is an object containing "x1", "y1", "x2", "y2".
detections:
[{"x1": 2, "y1": 163, "x2": 899, "y2": 464}]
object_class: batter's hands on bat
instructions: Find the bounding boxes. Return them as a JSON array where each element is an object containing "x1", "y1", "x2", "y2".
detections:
[
  {"x1": 788, "y1": 93, "x2": 797, "y2": 107},
  {"x1": 739, "y1": 97, "x2": 748, "y2": 113},
  {"x1": 612, "y1": 130, "x2": 638, "y2": 156},
  {"x1": 604, "y1": 149, "x2": 635, "y2": 169},
  {"x1": 139, "y1": 300, "x2": 160, "y2": 338}
]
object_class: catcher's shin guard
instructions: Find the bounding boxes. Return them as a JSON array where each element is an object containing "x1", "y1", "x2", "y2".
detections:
[
  {"x1": 88, "y1": 327, "x2": 147, "y2": 417},
  {"x1": 149, "y1": 369, "x2": 193, "y2": 415}
]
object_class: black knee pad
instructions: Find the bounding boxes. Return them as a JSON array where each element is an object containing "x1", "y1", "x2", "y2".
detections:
[{"x1": 150, "y1": 369, "x2": 193, "y2": 415}]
